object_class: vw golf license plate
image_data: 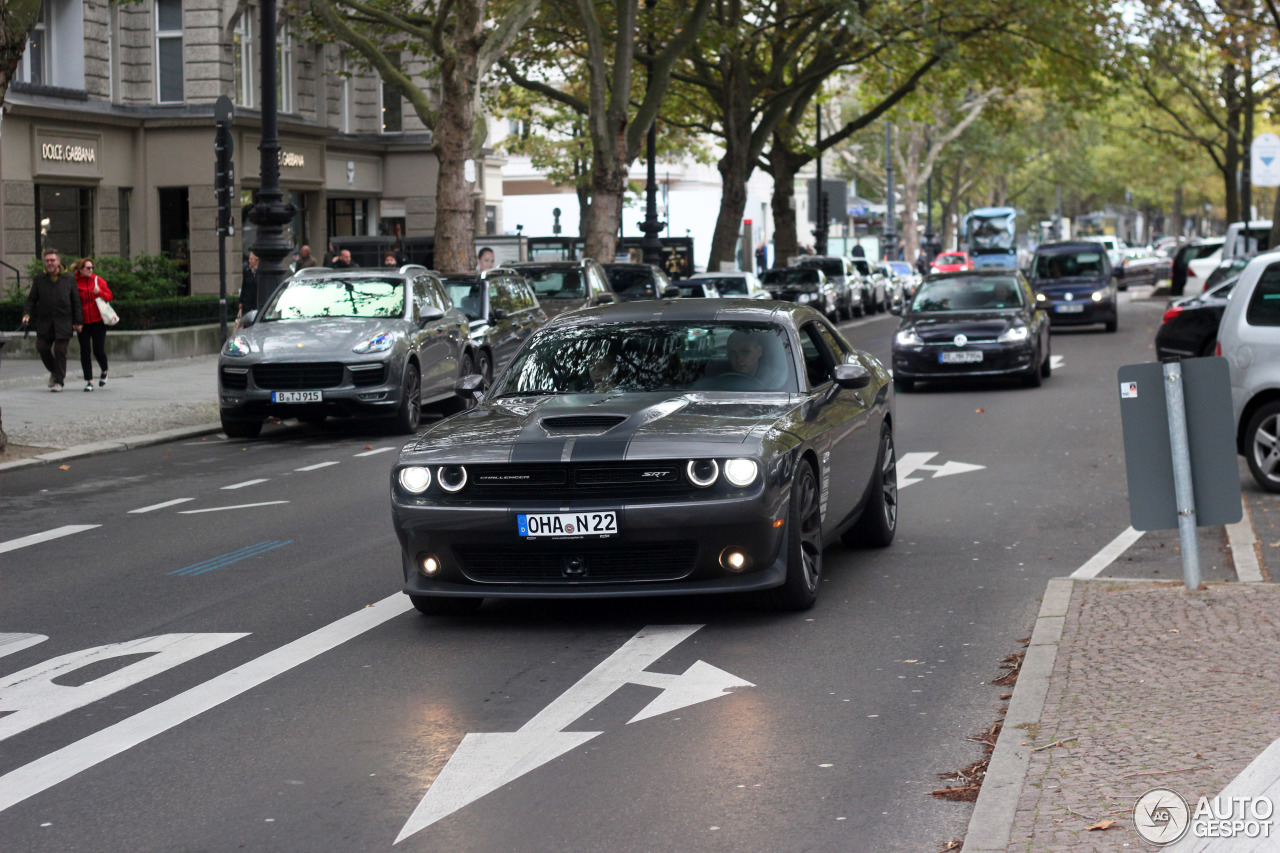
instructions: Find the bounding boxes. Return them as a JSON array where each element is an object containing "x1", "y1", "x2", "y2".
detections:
[
  {"x1": 271, "y1": 390, "x2": 323, "y2": 403},
  {"x1": 1056, "y1": 304, "x2": 1085, "y2": 313},
  {"x1": 940, "y1": 351, "x2": 983, "y2": 364},
  {"x1": 518, "y1": 511, "x2": 617, "y2": 538}
]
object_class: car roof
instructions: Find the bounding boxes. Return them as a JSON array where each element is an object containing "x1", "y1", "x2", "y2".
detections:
[
  {"x1": 290, "y1": 267, "x2": 425, "y2": 280},
  {"x1": 922, "y1": 270, "x2": 1021, "y2": 282},
  {"x1": 1034, "y1": 241, "x2": 1111, "y2": 254},
  {"x1": 508, "y1": 261, "x2": 589, "y2": 269},
  {"x1": 691, "y1": 271, "x2": 750, "y2": 278},
  {"x1": 543, "y1": 297, "x2": 812, "y2": 328}
]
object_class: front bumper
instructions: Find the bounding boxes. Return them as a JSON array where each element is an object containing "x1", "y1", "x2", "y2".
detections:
[
  {"x1": 893, "y1": 341, "x2": 1036, "y2": 380},
  {"x1": 392, "y1": 489, "x2": 789, "y2": 599},
  {"x1": 1040, "y1": 298, "x2": 1116, "y2": 326},
  {"x1": 218, "y1": 359, "x2": 402, "y2": 419}
]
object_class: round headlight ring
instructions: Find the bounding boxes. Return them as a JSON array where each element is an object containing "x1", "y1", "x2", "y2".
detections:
[
  {"x1": 686, "y1": 459, "x2": 720, "y2": 488},
  {"x1": 398, "y1": 466, "x2": 432, "y2": 494},
  {"x1": 724, "y1": 458, "x2": 759, "y2": 487},
  {"x1": 436, "y1": 465, "x2": 468, "y2": 493}
]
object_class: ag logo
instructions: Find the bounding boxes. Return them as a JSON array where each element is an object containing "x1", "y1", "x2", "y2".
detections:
[{"x1": 1134, "y1": 787, "x2": 1190, "y2": 844}]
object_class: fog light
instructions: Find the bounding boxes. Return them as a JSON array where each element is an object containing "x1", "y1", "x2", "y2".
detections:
[
  {"x1": 720, "y1": 548, "x2": 751, "y2": 572},
  {"x1": 420, "y1": 555, "x2": 440, "y2": 576}
]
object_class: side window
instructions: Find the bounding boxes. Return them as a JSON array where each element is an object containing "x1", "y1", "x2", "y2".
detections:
[
  {"x1": 816, "y1": 322, "x2": 851, "y2": 362},
  {"x1": 1246, "y1": 263, "x2": 1280, "y2": 327},
  {"x1": 515, "y1": 280, "x2": 535, "y2": 310},
  {"x1": 411, "y1": 278, "x2": 429, "y2": 321},
  {"x1": 591, "y1": 267, "x2": 608, "y2": 295},
  {"x1": 491, "y1": 279, "x2": 516, "y2": 313},
  {"x1": 427, "y1": 279, "x2": 449, "y2": 311},
  {"x1": 799, "y1": 323, "x2": 835, "y2": 388}
]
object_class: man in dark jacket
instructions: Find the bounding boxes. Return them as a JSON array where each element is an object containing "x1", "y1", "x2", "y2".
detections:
[{"x1": 22, "y1": 249, "x2": 83, "y2": 392}]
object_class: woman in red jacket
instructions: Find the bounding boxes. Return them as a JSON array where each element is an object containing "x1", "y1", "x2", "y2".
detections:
[{"x1": 73, "y1": 258, "x2": 113, "y2": 392}]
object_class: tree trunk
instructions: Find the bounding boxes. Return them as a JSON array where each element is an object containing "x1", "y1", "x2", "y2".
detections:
[
  {"x1": 1223, "y1": 63, "x2": 1241, "y2": 225},
  {"x1": 433, "y1": 70, "x2": 479, "y2": 273},
  {"x1": 898, "y1": 129, "x2": 925, "y2": 266},
  {"x1": 581, "y1": 124, "x2": 628, "y2": 261},
  {"x1": 1242, "y1": 57, "x2": 1255, "y2": 221},
  {"x1": 709, "y1": 147, "x2": 752, "y2": 272},
  {"x1": 768, "y1": 136, "x2": 800, "y2": 268},
  {"x1": 1172, "y1": 186, "x2": 1183, "y2": 239}
]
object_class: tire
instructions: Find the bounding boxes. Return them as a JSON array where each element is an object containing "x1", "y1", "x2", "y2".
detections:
[
  {"x1": 1040, "y1": 346, "x2": 1052, "y2": 378},
  {"x1": 1023, "y1": 354, "x2": 1043, "y2": 388},
  {"x1": 221, "y1": 414, "x2": 262, "y2": 439},
  {"x1": 297, "y1": 412, "x2": 326, "y2": 426},
  {"x1": 478, "y1": 349, "x2": 493, "y2": 383},
  {"x1": 1105, "y1": 318, "x2": 1118, "y2": 333},
  {"x1": 842, "y1": 423, "x2": 898, "y2": 548},
  {"x1": 1245, "y1": 402, "x2": 1280, "y2": 493},
  {"x1": 852, "y1": 294, "x2": 865, "y2": 318},
  {"x1": 409, "y1": 595, "x2": 484, "y2": 616},
  {"x1": 761, "y1": 461, "x2": 824, "y2": 611},
  {"x1": 893, "y1": 375, "x2": 914, "y2": 393},
  {"x1": 391, "y1": 363, "x2": 422, "y2": 434}
]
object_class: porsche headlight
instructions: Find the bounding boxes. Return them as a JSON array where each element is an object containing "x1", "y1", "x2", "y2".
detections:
[
  {"x1": 895, "y1": 328, "x2": 923, "y2": 346},
  {"x1": 997, "y1": 325, "x2": 1030, "y2": 343},
  {"x1": 687, "y1": 459, "x2": 720, "y2": 487},
  {"x1": 724, "y1": 458, "x2": 759, "y2": 487},
  {"x1": 398, "y1": 466, "x2": 432, "y2": 494},
  {"x1": 353, "y1": 332, "x2": 393, "y2": 354},
  {"x1": 224, "y1": 335, "x2": 251, "y2": 357}
]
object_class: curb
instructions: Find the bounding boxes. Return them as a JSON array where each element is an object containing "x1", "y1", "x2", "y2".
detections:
[{"x1": 0, "y1": 422, "x2": 224, "y2": 473}]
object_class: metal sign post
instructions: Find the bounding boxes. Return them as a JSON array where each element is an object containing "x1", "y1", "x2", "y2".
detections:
[{"x1": 1163, "y1": 361, "x2": 1200, "y2": 589}]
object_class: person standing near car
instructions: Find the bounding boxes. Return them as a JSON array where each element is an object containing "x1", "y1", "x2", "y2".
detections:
[
  {"x1": 235, "y1": 252, "x2": 259, "y2": 332},
  {"x1": 22, "y1": 248, "x2": 82, "y2": 392},
  {"x1": 72, "y1": 258, "x2": 113, "y2": 392}
]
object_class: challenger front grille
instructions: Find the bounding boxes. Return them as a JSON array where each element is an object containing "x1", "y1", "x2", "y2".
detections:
[
  {"x1": 453, "y1": 542, "x2": 698, "y2": 584},
  {"x1": 460, "y1": 462, "x2": 691, "y2": 500}
]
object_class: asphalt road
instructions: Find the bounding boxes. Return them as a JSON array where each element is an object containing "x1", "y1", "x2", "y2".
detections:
[{"x1": 0, "y1": 289, "x2": 1203, "y2": 852}]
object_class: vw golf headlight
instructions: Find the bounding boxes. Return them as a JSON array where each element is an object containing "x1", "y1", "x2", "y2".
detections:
[
  {"x1": 895, "y1": 328, "x2": 923, "y2": 346},
  {"x1": 224, "y1": 335, "x2": 251, "y2": 357},
  {"x1": 353, "y1": 332, "x2": 393, "y2": 354},
  {"x1": 724, "y1": 458, "x2": 759, "y2": 487},
  {"x1": 1091, "y1": 290, "x2": 1106, "y2": 302},
  {"x1": 398, "y1": 466, "x2": 432, "y2": 494},
  {"x1": 997, "y1": 325, "x2": 1030, "y2": 343}
]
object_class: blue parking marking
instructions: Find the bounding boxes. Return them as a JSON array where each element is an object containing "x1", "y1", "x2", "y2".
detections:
[{"x1": 169, "y1": 541, "x2": 292, "y2": 576}]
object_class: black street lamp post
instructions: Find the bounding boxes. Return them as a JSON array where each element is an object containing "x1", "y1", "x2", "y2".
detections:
[
  {"x1": 813, "y1": 103, "x2": 828, "y2": 255},
  {"x1": 638, "y1": 0, "x2": 664, "y2": 267},
  {"x1": 249, "y1": 0, "x2": 296, "y2": 313}
]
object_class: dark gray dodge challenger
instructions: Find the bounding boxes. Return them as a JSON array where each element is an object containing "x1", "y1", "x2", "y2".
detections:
[{"x1": 389, "y1": 298, "x2": 897, "y2": 613}]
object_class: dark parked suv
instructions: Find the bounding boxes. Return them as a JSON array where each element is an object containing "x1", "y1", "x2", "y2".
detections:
[
  {"x1": 440, "y1": 268, "x2": 547, "y2": 382},
  {"x1": 1028, "y1": 241, "x2": 1119, "y2": 332},
  {"x1": 508, "y1": 258, "x2": 616, "y2": 318}
]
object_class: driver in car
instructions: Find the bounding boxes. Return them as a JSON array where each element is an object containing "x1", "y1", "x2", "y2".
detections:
[{"x1": 726, "y1": 330, "x2": 765, "y2": 378}]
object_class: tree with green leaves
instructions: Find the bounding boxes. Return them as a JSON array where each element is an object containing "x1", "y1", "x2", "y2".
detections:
[{"x1": 305, "y1": 0, "x2": 541, "y2": 272}]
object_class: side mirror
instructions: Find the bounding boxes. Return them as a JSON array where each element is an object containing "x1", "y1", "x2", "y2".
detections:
[
  {"x1": 418, "y1": 304, "x2": 445, "y2": 325},
  {"x1": 832, "y1": 362, "x2": 872, "y2": 390},
  {"x1": 888, "y1": 302, "x2": 902, "y2": 315},
  {"x1": 662, "y1": 286, "x2": 681, "y2": 299},
  {"x1": 241, "y1": 309, "x2": 258, "y2": 327},
  {"x1": 454, "y1": 373, "x2": 484, "y2": 399},
  {"x1": 491, "y1": 307, "x2": 508, "y2": 321},
  {"x1": 596, "y1": 292, "x2": 617, "y2": 304}
]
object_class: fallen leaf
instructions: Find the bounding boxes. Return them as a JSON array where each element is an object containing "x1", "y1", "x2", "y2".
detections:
[
  {"x1": 364, "y1": 445, "x2": 373, "y2": 450},
  {"x1": 975, "y1": 408, "x2": 985, "y2": 413},
  {"x1": 999, "y1": 693, "x2": 1012, "y2": 700},
  {"x1": 58, "y1": 465, "x2": 70, "y2": 470},
  {"x1": 1087, "y1": 820, "x2": 1119, "y2": 831},
  {"x1": 1169, "y1": 629, "x2": 1180, "y2": 633}
]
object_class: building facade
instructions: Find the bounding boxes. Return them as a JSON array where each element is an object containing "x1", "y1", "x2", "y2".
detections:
[{"x1": 0, "y1": 0, "x2": 503, "y2": 296}]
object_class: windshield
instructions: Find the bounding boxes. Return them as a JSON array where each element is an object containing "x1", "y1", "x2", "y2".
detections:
[
  {"x1": 696, "y1": 276, "x2": 749, "y2": 295},
  {"x1": 797, "y1": 258, "x2": 845, "y2": 277},
  {"x1": 1034, "y1": 251, "x2": 1104, "y2": 280},
  {"x1": 888, "y1": 262, "x2": 913, "y2": 276},
  {"x1": 677, "y1": 284, "x2": 711, "y2": 297},
  {"x1": 491, "y1": 322, "x2": 799, "y2": 395},
  {"x1": 605, "y1": 267, "x2": 659, "y2": 297},
  {"x1": 969, "y1": 213, "x2": 1016, "y2": 251},
  {"x1": 937, "y1": 254, "x2": 967, "y2": 265},
  {"x1": 762, "y1": 269, "x2": 820, "y2": 286},
  {"x1": 520, "y1": 267, "x2": 585, "y2": 300},
  {"x1": 262, "y1": 277, "x2": 405, "y2": 321},
  {"x1": 911, "y1": 277, "x2": 1025, "y2": 312},
  {"x1": 442, "y1": 280, "x2": 483, "y2": 320}
]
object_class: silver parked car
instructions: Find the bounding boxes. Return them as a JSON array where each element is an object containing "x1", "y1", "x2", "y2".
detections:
[
  {"x1": 1219, "y1": 250, "x2": 1280, "y2": 491},
  {"x1": 218, "y1": 266, "x2": 474, "y2": 438}
]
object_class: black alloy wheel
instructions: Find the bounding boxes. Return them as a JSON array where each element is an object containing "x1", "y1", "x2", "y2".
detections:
[
  {"x1": 1040, "y1": 342, "x2": 1052, "y2": 378},
  {"x1": 478, "y1": 349, "x2": 493, "y2": 382},
  {"x1": 1246, "y1": 402, "x2": 1280, "y2": 493},
  {"x1": 762, "y1": 461, "x2": 824, "y2": 611},
  {"x1": 843, "y1": 423, "x2": 898, "y2": 548},
  {"x1": 392, "y1": 363, "x2": 422, "y2": 434}
]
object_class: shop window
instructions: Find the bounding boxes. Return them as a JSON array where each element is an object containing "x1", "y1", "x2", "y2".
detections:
[
  {"x1": 158, "y1": 187, "x2": 191, "y2": 294},
  {"x1": 485, "y1": 205, "x2": 497, "y2": 236},
  {"x1": 328, "y1": 198, "x2": 368, "y2": 238},
  {"x1": 277, "y1": 22, "x2": 294, "y2": 113},
  {"x1": 233, "y1": 12, "x2": 253, "y2": 108},
  {"x1": 35, "y1": 186, "x2": 94, "y2": 260},
  {"x1": 155, "y1": 0, "x2": 184, "y2": 104}
]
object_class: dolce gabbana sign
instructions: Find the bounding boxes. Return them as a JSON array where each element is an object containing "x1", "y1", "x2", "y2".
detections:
[
  {"x1": 280, "y1": 150, "x2": 305, "y2": 168},
  {"x1": 33, "y1": 129, "x2": 103, "y2": 179}
]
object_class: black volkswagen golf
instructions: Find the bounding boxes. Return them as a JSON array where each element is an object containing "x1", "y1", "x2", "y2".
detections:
[
  {"x1": 891, "y1": 270, "x2": 1051, "y2": 391},
  {"x1": 389, "y1": 299, "x2": 897, "y2": 614}
]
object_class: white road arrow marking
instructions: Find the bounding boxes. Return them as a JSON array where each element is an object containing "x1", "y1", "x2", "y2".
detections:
[
  {"x1": 1050, "y1": 355, "x2": 1065, "y2": 371},
  {"x1": 396, "y1": 624, "x2": 752, "y2": 844},
  {"x1": 897, "y1": 451, "x2": 986, "y2": 488},
  {"x1": 0, "y1": 634, "x2": 47, "y2": 660}
]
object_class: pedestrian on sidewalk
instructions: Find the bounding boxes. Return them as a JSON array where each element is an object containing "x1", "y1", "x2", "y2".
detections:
[
  {"x1": 21, "y1": 248, "x2": 82, "y2": 392},
  {"x1": 234, "y1": 252, "x2": 259, "y2": 333},
  {"x1": 72, "y1": 258, "x2": 113, "y2": 392}
]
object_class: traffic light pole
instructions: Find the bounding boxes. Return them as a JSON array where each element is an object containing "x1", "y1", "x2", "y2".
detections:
[{"x1": 214, "y1": 95, "x2": 235, "y2": 343}]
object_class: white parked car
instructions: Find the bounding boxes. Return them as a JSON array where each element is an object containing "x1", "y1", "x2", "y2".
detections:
[
  {"x1": 689, "y1": 271, "x2": 771, "y2": 299},
  {"x1": 1217, "y1": 249, "x2": 1280, "y2": 491}
]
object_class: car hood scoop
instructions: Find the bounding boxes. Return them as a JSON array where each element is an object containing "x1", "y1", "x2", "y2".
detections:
[{"x1": 541, "y1": 414, "x2": 628, "y2": 432}]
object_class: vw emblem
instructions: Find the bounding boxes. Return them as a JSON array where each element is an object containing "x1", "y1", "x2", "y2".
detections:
[
  {"x1": 953, "y1": 334, "x2": 968, "y2": 347},
  {"x1": 1064, "y1": 292, "x2": 1074, "y2": 301}
]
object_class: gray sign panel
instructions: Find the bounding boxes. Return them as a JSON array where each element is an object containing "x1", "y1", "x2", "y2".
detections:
[{"x1": 1118, "y1": 357, "x2": 1243, "y2": 530}]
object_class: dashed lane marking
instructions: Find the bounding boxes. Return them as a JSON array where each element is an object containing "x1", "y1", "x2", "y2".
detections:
[
  {"x1": 354, "y1": 447, "x2": 396, "y2": 457},
  {"x1": 177, "y1": 501, "x2": 290, "y2": 514},
  {"x1": 0, "y1": 525, "x2": 101, "y2": 555},
  {"x1": 128, "y1": 498, "x2": 194, "y2": 514},
  {"x1": 295, "y1": 461, "x2": 339, "y2": 472},
  {"x1": 221, "y1": 479, "x2": 269, "y2": 490}
]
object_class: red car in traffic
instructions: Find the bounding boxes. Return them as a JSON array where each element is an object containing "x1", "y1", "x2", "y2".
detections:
[{"x1": 931, "y1": 252, "x2": 975, "y2": 273}]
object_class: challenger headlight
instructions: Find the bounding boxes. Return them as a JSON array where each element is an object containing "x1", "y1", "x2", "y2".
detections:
[
  {"x1": 997, "y1": 325, "x2": 1030, "y2": 343},
  {"x1": 398, "y1": 466, "x2": 432, "y2": 494},
  {"x1": 436, "y1": 465, "x2": 468, "y2": 493},
  {"x1": 895, "y1": 328, "x2": 923, "y2": 346},
  {"x1": 687, "y1": 459, "x2": 720, "y2": 487},
  {"x1": 353, "y1": 332, "x2": 393, "y2": 354},
  {"x1": 224, "y1": 335, "x2": 251, "y2": 356},
  {"x1": 724, "y1": 458, "x2": 759, "y2": 487},
  {"x1": 1091, "y1": 290, "x2": 1105, "y2": 302}
]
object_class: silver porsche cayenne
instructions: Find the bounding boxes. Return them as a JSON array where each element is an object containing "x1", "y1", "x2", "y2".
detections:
[{"x1": 218, "y1": 266, "x2": 475, "y2": 438}]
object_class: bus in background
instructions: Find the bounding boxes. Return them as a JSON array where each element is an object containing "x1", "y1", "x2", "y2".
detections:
[{"x1": 962, "y1": 207, "x2": 1028, "y2": 270}]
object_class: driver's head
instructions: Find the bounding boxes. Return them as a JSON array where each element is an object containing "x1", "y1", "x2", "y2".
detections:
[{"x1": 727, "y1": 330, "x2": 764, "y2": 375}]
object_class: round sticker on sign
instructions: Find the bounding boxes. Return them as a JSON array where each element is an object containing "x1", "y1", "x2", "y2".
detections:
[{"x1": 1134, "y1": 787, "x2": 1190, "y2": 845}]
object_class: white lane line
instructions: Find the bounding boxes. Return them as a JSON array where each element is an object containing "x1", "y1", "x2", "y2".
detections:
[
  {"x1": 128, "y1": 498, "x2": 194, "y2": 514},
  {"x1": 354, "y1": 447, "x2": 396, "y2": 457},
  {"x1": 0, "y1": 634, "x2": 47, "y2": 659},
  {"x1": 221, "y1": 478, "x2": 269, "y2": 490},
  {"x1": 1226, "y1": 494, "x2": 1264, "y2": 583},
  {"x1": 1070, "y1": 526, "x2": 1145, "y2": 578},
  {"x1": 0, "y1": 593, "x2": 414, "y2": 814},
  {"x1": 178, "y1": 501, "x2": 290, "y2": 514},
  {"x1": 295, "y1": 461, "x2": 339, "y2": 472},
  {"x1": 0, "y1": 525, "x2": 101, "y2": 555}
]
